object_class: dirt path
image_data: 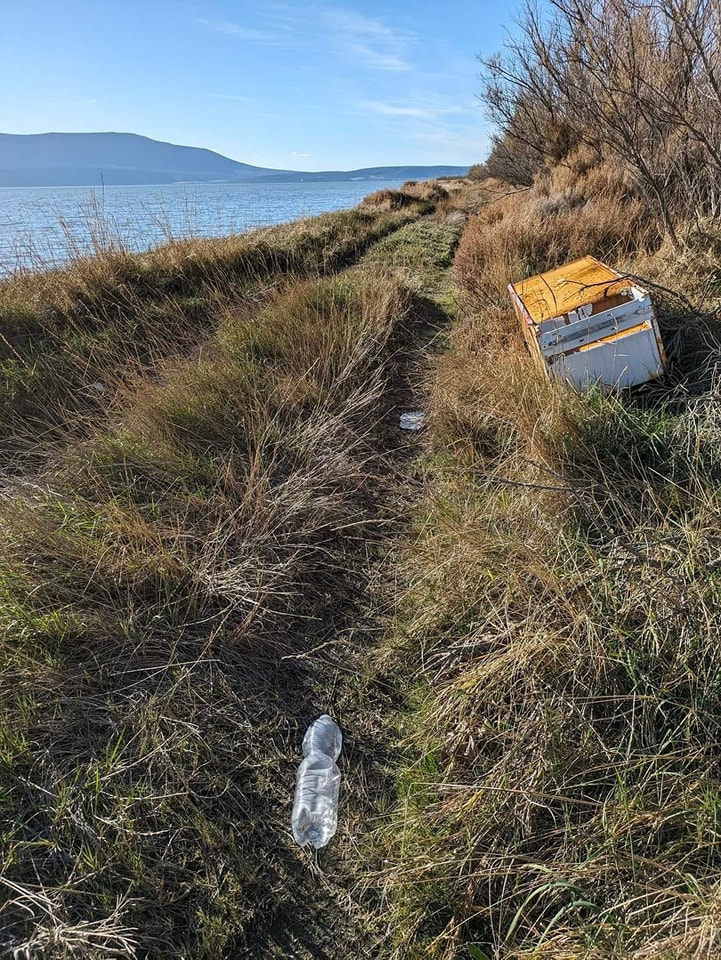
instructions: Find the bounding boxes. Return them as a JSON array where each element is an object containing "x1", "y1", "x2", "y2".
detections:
[{"x1": 248, "y1": 216, "x2": 464, "y2": 960}]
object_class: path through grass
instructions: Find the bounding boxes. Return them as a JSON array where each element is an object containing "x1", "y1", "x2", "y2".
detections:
[{"x1": 0, "y1": 196, "x2": 464, "y2": 958}]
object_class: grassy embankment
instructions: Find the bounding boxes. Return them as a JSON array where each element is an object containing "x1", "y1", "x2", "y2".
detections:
[
  {"x1": 408, "y1": 4, "x2": 721, "y2": 950},
  {"x1": 4, "y1": 153, "x2": 721, "y2": 960},
  {"x1": 0, "y1": 186, "x2": 463, "y2": 958},
  {"x1": 377, "y1": 160, "x2": 721, "y2": 958},
  {"x1": 0, "y1": 204, "x2": 428, "y2": 469}
]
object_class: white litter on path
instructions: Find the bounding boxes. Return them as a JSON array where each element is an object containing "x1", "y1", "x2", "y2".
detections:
[{"x1": 399, "y1": 411, "x2": 426, "y2": 431}]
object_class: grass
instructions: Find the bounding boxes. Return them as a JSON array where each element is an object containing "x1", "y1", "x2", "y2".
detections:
[
  {"x1": 0, "y1": 203, "x2": 423, "y2": 470},
  {"x1": 0, "y1": 193, "x2": 462, "y2": 958},
  {"x1": 454, "y1": 153, "x2": 654, "y2": 308},
  {"x1": 375, "y1": 175, "x2": 721, "y2": 959},
  {"x1": 4, "y1": 166, "x2": 721, "y2": 960},
  {"x1": 0, "y1": 266, "x2": 415, "y2": 957},
  {"x1": 361, "y1": 220, "x2": 460, "y2": 277}
]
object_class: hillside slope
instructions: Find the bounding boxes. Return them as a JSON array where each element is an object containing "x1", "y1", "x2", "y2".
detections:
[
  {"x1": 0, "y1": 132, "x2": 469, "y2": 186},
  {"x1": 0, "y1": 132, "x2": 285, "y2": 186}
]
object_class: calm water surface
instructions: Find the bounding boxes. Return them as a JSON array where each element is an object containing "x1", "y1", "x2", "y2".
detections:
[{"x1": 0, "y1": 180, "x2": 404, "y2": 272}]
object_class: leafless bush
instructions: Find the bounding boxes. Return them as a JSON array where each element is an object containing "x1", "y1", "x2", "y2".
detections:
[
  {"x1": 482, "y1": 131, "x2": 546, "y2": 186},
  {"x1": 481, "y1": 0, "x2": 721, "y2": 240}
]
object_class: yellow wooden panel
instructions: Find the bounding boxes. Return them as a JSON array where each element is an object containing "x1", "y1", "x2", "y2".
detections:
[{"x1": 511, "y1": 256, "x2": 632, "y2": 326}]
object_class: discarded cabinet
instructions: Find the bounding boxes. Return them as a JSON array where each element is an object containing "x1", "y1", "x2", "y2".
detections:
[{"x1": 509, "y1": 256, "x2": 667, "y2": 389}]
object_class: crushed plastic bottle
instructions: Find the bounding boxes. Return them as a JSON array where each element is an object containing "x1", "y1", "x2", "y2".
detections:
[
  {"x1": 399, "y1": 410, "x2": 426, "y2": 431},
  {"x1": 292, "y1": 714, "x2": 342, "y2": 849}
]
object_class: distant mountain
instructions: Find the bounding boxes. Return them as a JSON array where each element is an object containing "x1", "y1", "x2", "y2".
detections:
[
  {"x1": 255, "y1": 165, "x2": 470, "y2": 184},
  {"x1": 0, "y1": 133, "x2": 284, "y2": 186},
  {"x1": 0, "y1": 132, "x2": 468, "y2": 187}
]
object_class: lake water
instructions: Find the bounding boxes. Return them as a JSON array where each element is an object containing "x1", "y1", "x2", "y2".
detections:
[{"x1": 0, "y1": 179, "x2": 404, "y2": 273}]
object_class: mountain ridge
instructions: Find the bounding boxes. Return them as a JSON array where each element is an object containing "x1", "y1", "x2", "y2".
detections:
[{"x1": 0, "y1": 132, "x2": 469, "y2": 187}]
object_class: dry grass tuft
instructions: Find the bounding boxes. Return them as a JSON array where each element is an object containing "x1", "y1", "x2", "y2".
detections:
[
  {"x1": 401, "y1": 181, "x2": 450, "y2": 204},
  {"x1": 455, "y1": 162, "x2": 653, "y2": 306},
  {"x1": 360, "y1": 188, "x2": 419, "y2": 211},
  {"x1": 0, "y1": 216, "x2": 423, "y2": 955},
  {"x1": 0, "y1": 205, "x2": 421, "y2": 469},
  {"x1": 377, "y1": 159, "x2": 721, "y2": 959}
]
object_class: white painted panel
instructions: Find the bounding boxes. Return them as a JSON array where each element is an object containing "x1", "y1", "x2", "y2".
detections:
[
  {"x1": 548, "y1": 324, "x2": 664, "y2": 389},
  {"x1": 538, "y1": 296, "x2": 654, "y2": 357}
]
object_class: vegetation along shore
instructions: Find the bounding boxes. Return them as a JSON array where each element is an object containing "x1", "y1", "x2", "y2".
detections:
[{"x1": 3, "y1": 1, "x2": 721, "y2": 956}]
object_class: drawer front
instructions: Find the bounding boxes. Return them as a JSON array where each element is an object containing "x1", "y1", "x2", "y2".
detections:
[{"x1": 548, "y1": 323, "x2": 664, "y2": 389}]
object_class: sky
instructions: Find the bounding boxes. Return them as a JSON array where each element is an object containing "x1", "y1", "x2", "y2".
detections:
[{"x1": 0, "y1": 1, "x2": 525, "y2": 170}]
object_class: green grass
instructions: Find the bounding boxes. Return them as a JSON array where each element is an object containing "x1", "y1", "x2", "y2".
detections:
[
  {"x1": 361, "y1": 220, "x2": 460, "y2": 275},
  {"x1": 0, "y1": 203, "x2": 430, "y2": 955},
  {"x1": 375, "y1": 210, "x2": 721, "y2": 958}
]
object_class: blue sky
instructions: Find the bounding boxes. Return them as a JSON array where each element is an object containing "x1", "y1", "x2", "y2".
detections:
[{"x1": 0, "y1": 1, "x2": 524, "y2": 170}]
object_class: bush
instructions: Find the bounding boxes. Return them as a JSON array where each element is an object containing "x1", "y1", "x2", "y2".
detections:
[
  {"x1": 360, "y1": 188, "x2": 415, "y2": 210},
  {"x1": 454, "y1": 159, "x2": 653, "y2": 304},
  {"x1": 482, "y1": 132, "x2": 544, "y2": 186},
  {"x1": 362, "y1": 182, "x2": 449, "y2": 211},
  {"x1": 479, "y1": 0, "x2": 721, "y2": 240}
]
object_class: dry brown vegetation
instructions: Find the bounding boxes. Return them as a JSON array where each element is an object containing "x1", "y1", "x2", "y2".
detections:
[
  {"x1": 3, "y1": 3, "x2": 721, "y2": 957},
  {"x1": 374, "y1": 6, "x2": 721, "y2": 954},
  {"x1": 455, "y1": 150, "x2": 651, "y2": 307},
  {"x1": 360, "y1": 181, "x2": 452, "y2": 213},
  {"x1": 0, "y1": 266, "x2": 413, "y2": 956},
  {"x1": 378, "y1": 212, "x2": 721, "y2": 960},
  {"x1": 401, "y1": 181, "x2": 451, "y2": 204},
  {"x1": 0, "y1": 191, "x2": 467, "y2": 957},
  {"x1": 480, "y1": 0, "x2": 721, "y2": 243},
  {"x1": 4, "y1": 149, "x2": 720, "y2": 960},
  {"x1": 0, "y1": 206, "x2": 420, "y2": 471},
  {"x1": 360, "y1": 188, "x2": 418, "y2": 211}
]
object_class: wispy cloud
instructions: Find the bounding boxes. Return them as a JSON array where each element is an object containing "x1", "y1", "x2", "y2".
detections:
[
  {"x1": 291, "y1": 151, "x2": 314, "y2": 159},
  {"x1": 197, "y1": 18, "x2": 278, "y2": 43},
  {"x1": 359, "y1": 100, "x2": 470, "y2": 120},
  {"x1": 199, "y1": 5, "x2": 415, "y2": 73},
  {"x1": 359, "y1": 102, "x2": 431, "y2": 119},
  {"x1": 352, "y1": 97, "x2": 487, "y2": 164},
  {"x1": 313, "y1": 7, "x2": 413, "y2": 72},
  {"x1": 411, "y1": 125, "x2": 491, "y2": 159}
]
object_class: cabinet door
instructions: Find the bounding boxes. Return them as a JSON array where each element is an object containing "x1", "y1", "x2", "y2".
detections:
[{"x1": 549, "y1": 323, "x2": 663, "y2": 389}]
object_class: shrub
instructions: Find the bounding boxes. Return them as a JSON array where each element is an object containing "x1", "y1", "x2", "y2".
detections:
[
  {"x1": 360, "y1": 188, "x2": 415, "y2": 210},
  {"x1": 479, "y1": 0, "x2": 721, "y2": 241},
  {"x1": 400, "y1": 181, "x2": 450, "y2": 203}
]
